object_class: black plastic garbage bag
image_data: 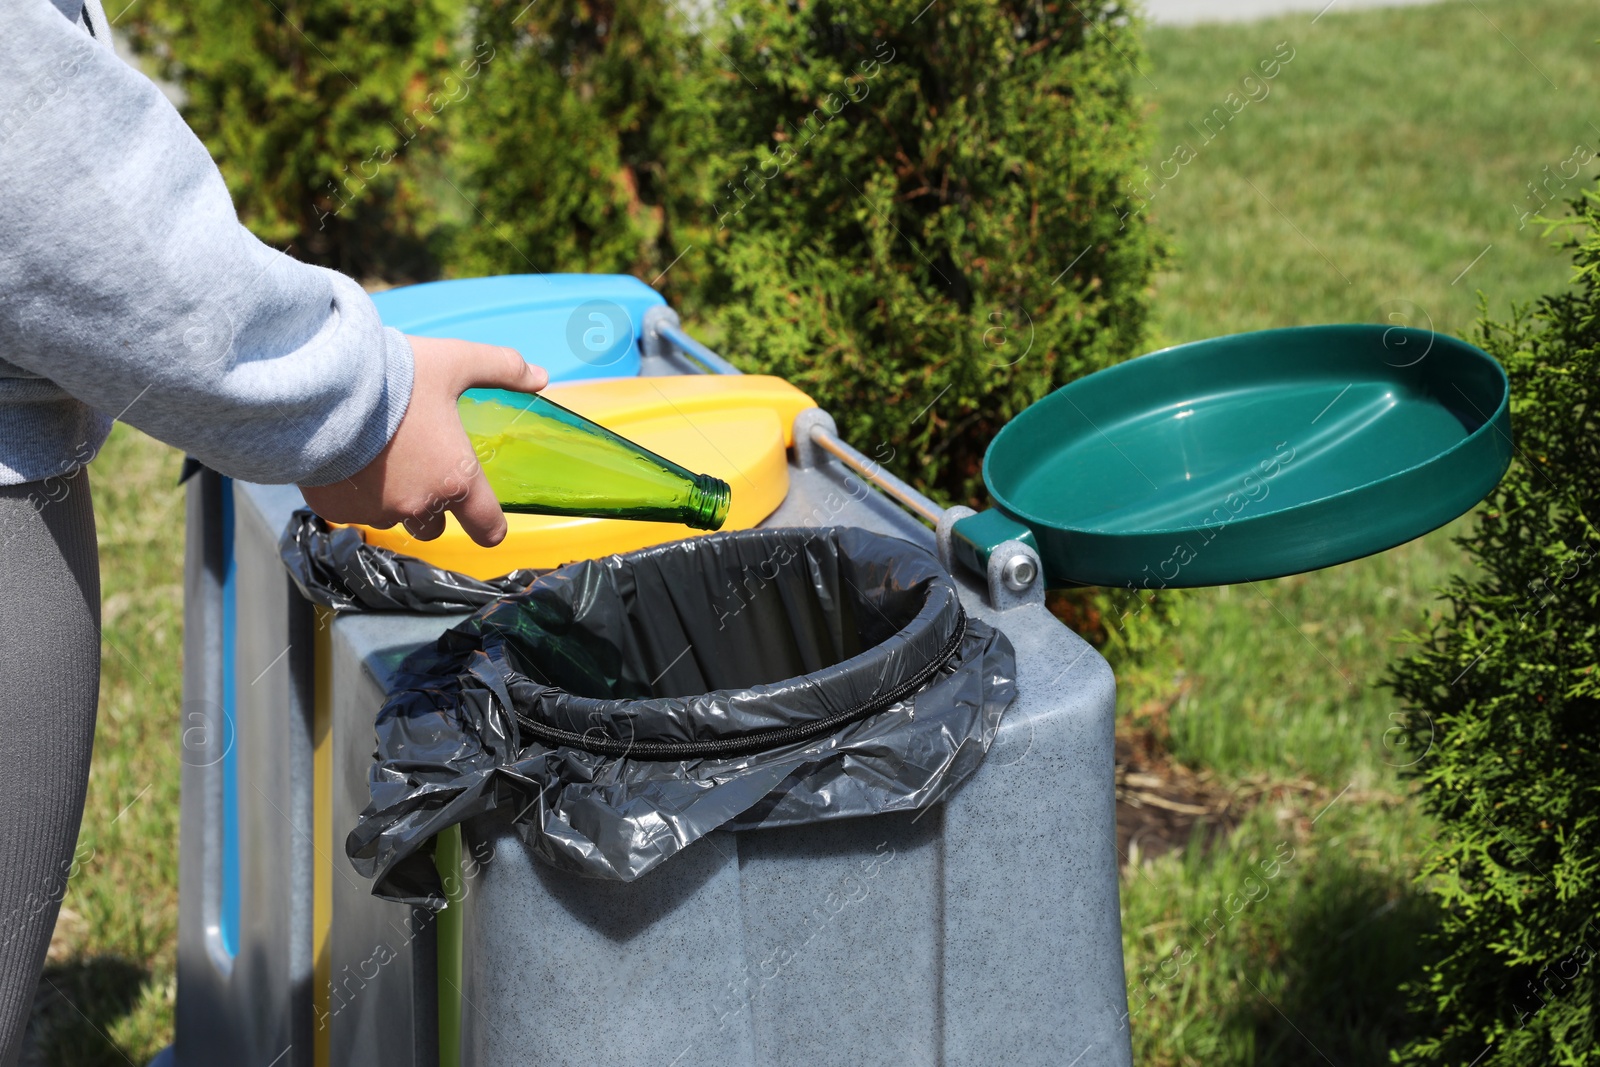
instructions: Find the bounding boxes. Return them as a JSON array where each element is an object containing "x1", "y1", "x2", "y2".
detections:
[
  {"x1": 279, "y1": 508, "x2": 540, "y2": 613},
  {"x1": 347, "y1": 526, "x2": 1017, "y2": 901}
]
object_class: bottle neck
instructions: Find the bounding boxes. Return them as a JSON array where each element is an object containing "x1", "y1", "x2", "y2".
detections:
[{"x1": 686, "y1": 474, "x2": 732, "y2": 531}]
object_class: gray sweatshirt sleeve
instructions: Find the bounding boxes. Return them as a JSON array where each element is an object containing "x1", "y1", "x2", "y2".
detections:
[{"x1": 0, "y1": 0, "x2": 414, "y2": 487}]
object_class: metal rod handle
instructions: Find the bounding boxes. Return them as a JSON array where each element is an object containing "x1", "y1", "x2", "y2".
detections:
[
  {"x1": 806, "y1": 423, "x2": 947, "y2": 527},
  {"x1": 655, "y1": 317, "x2": 744, "y2": 376}
]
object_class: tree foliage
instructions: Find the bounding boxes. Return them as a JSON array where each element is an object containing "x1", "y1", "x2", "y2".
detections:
[
  {"x1": 124, "y1": 1, "x2": 1160, "y2": 493},
  {"x1": 1389, "y1": 190, "x2": 1600, "y2": 1066},
  {"x1": 447, "y1": 0, "x2": 718, "y2": 309},
  {"x1": 122, "y1": 0, "x2": 464, "y2": 277},
  {"x1": 698, "y1": 0, "x2": 1162, "y2": 504}
]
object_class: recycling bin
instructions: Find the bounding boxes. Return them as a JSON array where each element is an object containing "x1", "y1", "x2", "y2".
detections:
[
  {"x1": 155, "y1": 280, "x2": 1132, "y2": 1066},
  {"x1": 158, "y1": 260, "x2": 1514, "y2": 1067}
]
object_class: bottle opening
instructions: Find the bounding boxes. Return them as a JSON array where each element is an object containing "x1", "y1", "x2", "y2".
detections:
[{"x1": 688, "y1": 474, "x2": 732, "y2": 531}]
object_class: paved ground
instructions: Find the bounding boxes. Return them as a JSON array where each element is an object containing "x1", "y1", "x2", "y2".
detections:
[{"x1": 1143, "y1": 0, "x2": 1443, "y2": 26}]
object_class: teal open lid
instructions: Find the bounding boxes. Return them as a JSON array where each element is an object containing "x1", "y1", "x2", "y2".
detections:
[
  {"x1": 371, "y1": 273, "x2": 663, "y2": 385},
  {"x1": 956, "y1": 324, "x2": 1513, "y2": 588}
]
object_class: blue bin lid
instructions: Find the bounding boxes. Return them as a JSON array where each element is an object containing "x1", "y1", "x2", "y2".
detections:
[{"x1": 370, "y1": 274, "x2": 664, "y2": 383}]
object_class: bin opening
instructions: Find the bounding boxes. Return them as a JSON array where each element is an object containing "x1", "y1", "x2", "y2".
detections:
[
  {"x1": 347, "y1": 526, "x2": 1018, "y2": 890},
  {"x1": 501, "y1": 527, "x2": 971, "y2": 760}
]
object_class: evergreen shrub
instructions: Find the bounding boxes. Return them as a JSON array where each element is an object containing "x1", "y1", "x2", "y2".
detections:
[
  {"x1": 699, "y1": 0, "x2": 1162, "y2": 505},
  {"x1": 122, "y1": 0, "x2": 465, "y2": 277},
  {"x1": 447, "y1": 0, "x2": 718, "y2": 308},
  {"x1": 1389, "y1": 190, "x2": 1600, "y2": 1066}
]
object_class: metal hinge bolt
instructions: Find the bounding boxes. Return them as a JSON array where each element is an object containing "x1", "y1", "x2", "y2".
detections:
[{"x1": 1002, "y1": 554, "x2": 1038, "y2": 592}]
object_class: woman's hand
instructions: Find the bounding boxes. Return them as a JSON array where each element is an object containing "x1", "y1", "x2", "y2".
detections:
[{"x1": 299, "y1": 335, "x2": 547, "y2": 547}]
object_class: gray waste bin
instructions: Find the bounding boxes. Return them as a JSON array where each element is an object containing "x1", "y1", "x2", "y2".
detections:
[{"x1": 156, "y1": 325, "x2": 1132, "y2": 1067}]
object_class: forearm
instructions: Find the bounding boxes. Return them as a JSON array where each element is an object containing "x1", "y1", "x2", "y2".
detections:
[{"x1": 0, "y1": 0, "x2": 412, "y2": 486}]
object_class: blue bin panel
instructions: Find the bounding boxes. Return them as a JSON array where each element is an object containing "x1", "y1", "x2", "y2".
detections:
[{"x1": 370, "y1": 274, "x2": 662, "y2": 383}]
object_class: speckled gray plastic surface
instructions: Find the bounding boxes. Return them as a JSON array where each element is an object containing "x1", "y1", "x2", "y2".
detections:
[
  {"x1": 453, "y1": 462, "x2": 1133, "y2": 1067},
  {"x1": 163, "y1": 419, "x2": 1133, "y2": 1067}
]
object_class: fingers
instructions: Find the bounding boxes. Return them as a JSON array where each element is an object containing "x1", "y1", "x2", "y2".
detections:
[
  {"x1": 403, "y1": 507, "x2": 448, "y2": 542},
  {"x1": 450, "y1": 467, "x2": 510, "y2": 548},
  {"x1": 456, "y1": 344, "x2": 549, "y2": 396}
]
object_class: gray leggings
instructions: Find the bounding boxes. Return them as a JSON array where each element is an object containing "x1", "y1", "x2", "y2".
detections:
[{"x1": 0, "y1": 470, "x2": 100, "y2": 1067}]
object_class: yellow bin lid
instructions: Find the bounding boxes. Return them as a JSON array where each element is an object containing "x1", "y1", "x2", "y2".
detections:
[{"x1": 353, "y1": 374, "x2": 817, "y2": 579}]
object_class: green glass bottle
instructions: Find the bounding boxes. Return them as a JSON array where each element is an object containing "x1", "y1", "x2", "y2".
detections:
[{"x1": 459, "y1": 391, "x2": 731, "y2": 530}]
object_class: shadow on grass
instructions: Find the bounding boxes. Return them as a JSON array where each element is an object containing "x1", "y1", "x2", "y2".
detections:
[
  {"x1": 1228, "y1": 854, "x2": 1440, "y2": 1066},
  {"x1": 30, "y1": 956, "x2": 149, "y2": 1067}
]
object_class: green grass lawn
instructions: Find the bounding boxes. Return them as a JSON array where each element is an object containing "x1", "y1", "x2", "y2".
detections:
[
  {"x1": 1140, "y1": 0, "x2": 1600, "y2": 352},
  {"x1": 35, "y1": 0, "x2": 1600, "y2": 1063},
  {"x1": 1118, "y1": 1, "x2": 1600, "y2": 1064}
]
